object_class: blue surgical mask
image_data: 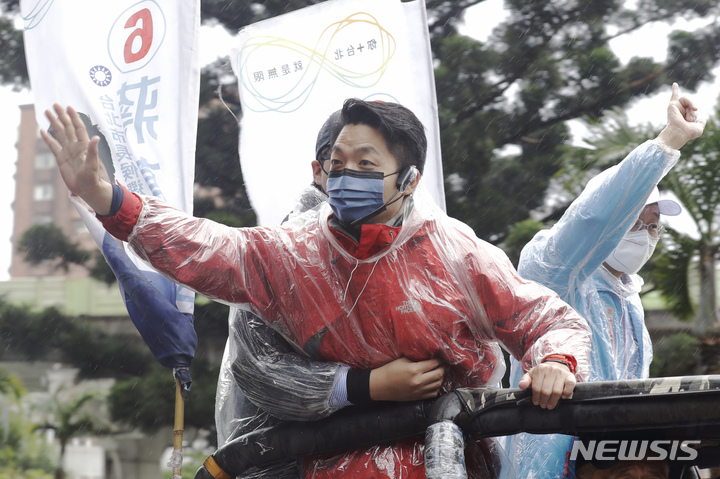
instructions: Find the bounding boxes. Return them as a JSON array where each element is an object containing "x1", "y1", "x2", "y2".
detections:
[{"x1": 326, "y1": 169, "x2": 391, "y2": 225}]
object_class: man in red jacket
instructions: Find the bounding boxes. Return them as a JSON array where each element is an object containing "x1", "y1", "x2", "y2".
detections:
[{"x1": 42, "y1": 98, "x2": 591, "y2": 478}]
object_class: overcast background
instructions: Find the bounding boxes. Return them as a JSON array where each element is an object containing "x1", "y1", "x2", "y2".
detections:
[{"x1": 0, "y1": 0, "x2": 718, "y2": 280}]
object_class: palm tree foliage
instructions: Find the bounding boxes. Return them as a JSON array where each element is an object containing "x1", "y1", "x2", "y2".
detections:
[{"x1": 663, "y1": 112, "x2": 720, "y2": 334}]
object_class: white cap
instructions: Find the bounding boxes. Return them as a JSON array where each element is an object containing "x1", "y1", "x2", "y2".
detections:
[{"x1": 646, "y1": 186, "x2": 681, "y2": 216}]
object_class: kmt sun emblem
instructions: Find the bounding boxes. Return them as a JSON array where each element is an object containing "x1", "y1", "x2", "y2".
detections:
[{"x1": 89, "y1": 65, "x2": 112, "y2": 87}]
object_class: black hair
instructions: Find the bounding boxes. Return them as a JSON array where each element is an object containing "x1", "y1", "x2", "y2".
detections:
[
  {"x1": 340, "y1": 99, "x2": 427, "y2": 175},
  {"x1": 315, "y1": 109, "x2": 343, "y2": 163}
]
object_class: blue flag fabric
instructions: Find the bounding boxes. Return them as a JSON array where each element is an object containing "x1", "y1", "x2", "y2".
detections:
[{"x1": 100, "y1": 231, "x2": 197, "y2": 391}]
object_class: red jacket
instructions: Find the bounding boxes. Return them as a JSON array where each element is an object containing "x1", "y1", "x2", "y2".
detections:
[{"x1": 102, "y1": 186, "x2": 591, "y2": 477}]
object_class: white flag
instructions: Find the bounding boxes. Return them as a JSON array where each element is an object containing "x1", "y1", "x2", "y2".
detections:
[
  {"x1": 22, "y1": 0, "x2": 199, "y2": 215},
  {"x1": 231, "y1": 0, "x2": 445, "y2": 226},
  {"x1": 21, "y1": 0, "x2": 201, "y2": 380}
]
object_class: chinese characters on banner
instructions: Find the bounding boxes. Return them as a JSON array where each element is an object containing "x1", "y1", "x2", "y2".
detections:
[
  {"x1": 251, "y1": 37, "x2": 382, "y2": 83},
  {"x1": 233, "y1": 0, "x2": 445, "y2": 226},
  {"x1": 21, "y1": 0, "x2": 200, "y2": 386},
  {"x1": 22, "y1": 0, "x2": 198, "y2": 213}
]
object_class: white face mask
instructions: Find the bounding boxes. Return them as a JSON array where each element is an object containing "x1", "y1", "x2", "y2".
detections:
[{"x1": 605, "y1": 230, "x2": 660, "y2": 275}]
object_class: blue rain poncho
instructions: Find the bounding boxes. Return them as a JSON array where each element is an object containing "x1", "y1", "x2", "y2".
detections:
[{"x1": 505, "y1": 139, "x2": 681, "y2": 478}]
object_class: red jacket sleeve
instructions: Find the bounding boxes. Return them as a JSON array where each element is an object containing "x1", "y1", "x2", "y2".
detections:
[
  {"x1": 467, "y1": 240, "x2": 590, "y2": 381},
  {"x1": 96, "y1": 184, "x2": 143, "y2": 242}
]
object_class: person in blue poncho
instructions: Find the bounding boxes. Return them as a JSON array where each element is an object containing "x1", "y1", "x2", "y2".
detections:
[{"x1": 505, "y1": 83, "x2": 706, "y2": 478}]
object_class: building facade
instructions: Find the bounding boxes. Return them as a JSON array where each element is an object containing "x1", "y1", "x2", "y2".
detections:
[{"x1": 10, "y1": 104, "x2": 97, "y2": 279}]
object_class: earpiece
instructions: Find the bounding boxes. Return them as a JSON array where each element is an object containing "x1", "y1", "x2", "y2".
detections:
[
  {"x1": 396, "y1": 166, "x2": 417, "y2": 192},
  {"x1": 349, "y1": 165, "x2": 417, "y2": 226}
]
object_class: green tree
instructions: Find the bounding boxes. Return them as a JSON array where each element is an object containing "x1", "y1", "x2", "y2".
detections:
[
  {"x1": 35, "y1": 389, "x2": 110, "y2": 479},
  {"x1": 0, "y1": 295, "x2": 227, "y2": 438},
  {"x1": 18, "y1": 224, "x2": 91, "y2": 272},
  {"x1": 0, "y1": 302, "x2": 74, "y2": 361},
  {"x1": 108, "y1": 360, "x2": 218, "y2": 432},
  {"x1": 649, "y1": 333, "x2": 701, "y2": 377},
  {"x1": 433, "y1": 1, "x2": 720, "y2": 241},
  {"x1": 0, "y1": 368, "x2": 24, "y2": 400},
  {"x1": 0, "y1": 299, "x2": 152, "y2": 374},
  {"x1": 650, "y1": 232, "x2": 696, "y2": 322},
  {"x1": 0, "y1": 412, "x2": 55, "y2": 479},
  {"x1": 17, "y1": 223, "x2": 116, "y2": 284},
  {"x1": 0, "y1": 371, "x2": 55, "y2": 479},
  {"x1": 194, "y1": 78, "x2": 257, "y2": 227},
  {"x1": 0, "y1": 6, "x2": 28, "y2": 88},
  {"x1": 502, "y1": 218, "x2": 543, "y2": 267},
  {"x1": 662, "y1": 112, "x2": 720, "y2": 336}
]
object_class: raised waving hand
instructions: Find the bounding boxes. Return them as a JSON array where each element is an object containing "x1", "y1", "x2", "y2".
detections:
[{"x1": 40, "y1": 104, "x2": 113, "y2": 215}]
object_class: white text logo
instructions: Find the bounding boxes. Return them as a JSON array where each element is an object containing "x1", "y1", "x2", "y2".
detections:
[
  {"x1": 570, "y1": 440, "x2": 700, "y2": 462},
  {"x1": 396, "y1": 300, "x2": 422, "y2": 314}
]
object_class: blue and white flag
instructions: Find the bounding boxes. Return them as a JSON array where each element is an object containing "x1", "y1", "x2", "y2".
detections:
[
  {"x1": 21, "y1": 0, "x2": 201, "y2": 390},
  {"x1": 232, "y1": 0, "x2": 445, "y2": 226}
]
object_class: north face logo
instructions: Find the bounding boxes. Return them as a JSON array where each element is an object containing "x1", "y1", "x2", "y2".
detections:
[{"x1": 396, "y1": 300, "x2": 422, "y2": 314}]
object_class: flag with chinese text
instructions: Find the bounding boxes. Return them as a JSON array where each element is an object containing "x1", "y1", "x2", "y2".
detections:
[
  {"x1": 22, "y1": 0, "x2": 201, "y2": 391},
  {"x1": 232, "y1": 0, "x2": 445, "y2": 226}
]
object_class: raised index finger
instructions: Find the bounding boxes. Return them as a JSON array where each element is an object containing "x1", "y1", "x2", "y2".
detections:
[{"x1": 670, "y1": 82, "x2": 680, "y2": 102}]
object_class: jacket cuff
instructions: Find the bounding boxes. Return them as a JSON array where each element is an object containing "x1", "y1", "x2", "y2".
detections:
[
  {"x1": 541, "y1": 354, "x2": 577, "y2": 375},
  {"x1": 96, "y1": 183, "x2": 143, "y2": 242},
  {"x1": 346, "y1": 368, "x2": 373, "y2": 405},
  {"x1": 328, "y1": 366, "x2": 353, "y2": 408}
]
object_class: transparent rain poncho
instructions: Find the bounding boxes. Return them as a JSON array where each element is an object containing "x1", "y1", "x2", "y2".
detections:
[
  {"x1": 215, "y1": 186, "x2": 349, "y2": 478},
  {"x1": 117, "y1": 182, "x2": 591, "y2": 478},
  {"x1": 505, "y1": 139, "x2": 681, "y2": 478},
  {"x1": 214, "y1": 187, "x2": 347, "y2": 437}
]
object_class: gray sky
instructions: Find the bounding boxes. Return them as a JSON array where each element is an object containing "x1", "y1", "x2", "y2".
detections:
[{"x1": 0, "y1": 0, "x2": 718, "y2": 280}]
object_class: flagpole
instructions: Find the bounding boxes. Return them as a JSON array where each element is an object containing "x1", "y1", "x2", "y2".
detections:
[{"x1": 172, "y1": 377, "x2": 185, "y2": 478}]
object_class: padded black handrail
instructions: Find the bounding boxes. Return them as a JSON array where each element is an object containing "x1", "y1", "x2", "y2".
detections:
[
  {"x1": 194, "y1": 375, "x2": 720, "y2": 478},
  {"x1": 195, "y1": 398, "x2": 436, "y2": 479},
  {"x1": 455, "y1": 375, "x2": 720, "y2": 439}
]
